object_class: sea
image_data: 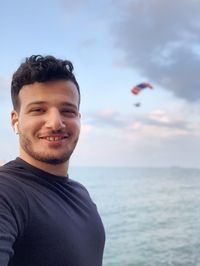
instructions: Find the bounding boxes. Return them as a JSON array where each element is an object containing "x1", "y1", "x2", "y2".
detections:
[{"x1": 69, "y1": 166, "x2": 200, "y2": 266}]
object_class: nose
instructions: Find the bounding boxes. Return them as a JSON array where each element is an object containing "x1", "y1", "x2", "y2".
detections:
[{"x1": 45, "y1": 109, "x2": 65, "y2": 131}]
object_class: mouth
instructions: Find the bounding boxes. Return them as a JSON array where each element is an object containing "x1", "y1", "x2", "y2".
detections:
[{"x1": 39, "y1": 135, "x2": 69, "y2": 141}]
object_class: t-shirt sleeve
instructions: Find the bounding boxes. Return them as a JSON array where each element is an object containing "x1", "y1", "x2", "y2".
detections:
[{"x1": 0, "y1": 180, "x2": 28, "y2": 265}]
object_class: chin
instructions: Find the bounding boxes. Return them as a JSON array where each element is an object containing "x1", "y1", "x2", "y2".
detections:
[
  {"x1": 42, "y1": 158, "x2": 68, "y2": 165},
  {"x1": 36, "y1": 154, "x2": 69, "y2": 165},
  {"x1": 28, "y1": 150, "x2": 71, "y2": 165}
]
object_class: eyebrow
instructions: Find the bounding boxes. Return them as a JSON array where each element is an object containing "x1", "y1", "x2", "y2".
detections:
[
  {"x1": 26, "y1": 101, "x2": 78, "y2": 109},
  {"x1": 26, "y1": 101, "x2": 46, "y2": 107}
]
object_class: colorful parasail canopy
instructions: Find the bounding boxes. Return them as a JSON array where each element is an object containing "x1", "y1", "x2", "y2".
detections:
[{"x1": 131, "y1": 82, "x2": 153, "y2": 95}]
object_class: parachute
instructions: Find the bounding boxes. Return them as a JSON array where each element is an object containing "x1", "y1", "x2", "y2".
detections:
[
  {"x1": 134, "y1": 102, "x2": 141, "y2": 107},
  {"x1": 131, "y1": 82, "x2": 153, "y2": 95}
]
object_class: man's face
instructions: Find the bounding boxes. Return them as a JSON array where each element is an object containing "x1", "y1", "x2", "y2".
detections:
[{"x1": 12, "y1": 80, "x2": 80, "y2": 166}]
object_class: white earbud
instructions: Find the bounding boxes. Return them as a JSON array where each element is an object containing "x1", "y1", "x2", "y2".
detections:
[{"x1": 14, "y1": 122, "x2": 19, "y2": 134}]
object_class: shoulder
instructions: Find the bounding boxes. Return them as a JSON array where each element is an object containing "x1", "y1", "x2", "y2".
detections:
[
  {"x1": 68, "y1": 178, "x2": 89, "y2": 194},
  {"x1": 0, "y1": 161, "x2": 29, "y2": 211},
  {"x1": 67, "y1": 178, "x2": 97, "y2": 207},
  {"x1": 0, "y1": 161, "x2": 25, "y2": 191},
  {"x1": 0, "y1": 164, "x2": 29, "y2": 245}
]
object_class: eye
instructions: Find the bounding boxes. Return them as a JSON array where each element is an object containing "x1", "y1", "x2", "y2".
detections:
[
  {"x1": 30, "y1": 108, "x2": 45, "y2": 114},
  {"x1": 61, "y1": 108, "x2": 78, "y2": 117}
]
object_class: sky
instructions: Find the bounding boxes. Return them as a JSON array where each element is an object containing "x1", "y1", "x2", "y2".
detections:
[{"x1": 0, "y1": 0, "x2": 200, "y2": 167}]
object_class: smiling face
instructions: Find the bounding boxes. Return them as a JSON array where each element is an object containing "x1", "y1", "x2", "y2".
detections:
[{"x1": 11, "y1": 80, "x2": 80, "y2": 173}]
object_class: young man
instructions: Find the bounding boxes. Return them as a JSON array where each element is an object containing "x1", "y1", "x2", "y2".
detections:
[{"x1": 0, "y1": 55, "x2": 105, "y2": 265}]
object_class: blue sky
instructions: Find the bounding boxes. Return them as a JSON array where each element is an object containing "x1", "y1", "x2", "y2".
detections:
[{"x1": 1, "y1": 0, "x2": 200, "y2": 167}]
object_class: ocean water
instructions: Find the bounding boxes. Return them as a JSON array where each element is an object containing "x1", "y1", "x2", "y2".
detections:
[{"x1": 69, "y1": 167, "x2": 200, "y2": 266}]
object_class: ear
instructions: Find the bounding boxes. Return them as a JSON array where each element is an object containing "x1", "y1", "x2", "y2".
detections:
[{"x1": 11, "y1": 110, "x2": 19, "y2": 134}]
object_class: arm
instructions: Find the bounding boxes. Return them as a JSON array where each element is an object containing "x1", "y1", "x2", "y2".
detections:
[
  {"x1": 0, "y1": 191, "x2": 18, "y2": 265},
  {"x1": 0, "y1": 181, "x2": 27, "y2": 265}
]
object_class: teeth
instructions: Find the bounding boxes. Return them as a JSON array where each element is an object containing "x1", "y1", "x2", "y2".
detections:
[{"x1": 44, "y1": 136, "x2": 66, "y2": 141}]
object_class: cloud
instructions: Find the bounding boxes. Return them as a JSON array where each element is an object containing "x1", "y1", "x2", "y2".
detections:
[
  {"x1": 81, "y1": 124, "x2": 94, "y2": 134},
  {"x1": 110, "y1": 0, "x2": 200, "y2": 102},
  {"x1": 80, "y1": 38, "x2": 96, "y2": 48},
  {"x1": 59, "y1": 0, "x2": 200, "y2": 102},
  {"x1": 75, "y1": 104, "x2": 200, "y2": 167},
  {"x1": 82, "y1": 105, "x2": 198, "y2": 143},
  {"x1": 87, "y1": 109, "x2": 128, "y2": 128},
  {"x1": 60, "y1": 0, "x2": 90, "y2": 23},
  {"x1": 77, "y1": 107, "x2": 200, "y2": 167},
  {"x1": 0, "y1": 75, "x2": 9, "y2": 89},
  {"x1": 0, "y1": 75, "x2": 10, "y2": 101},
  {"x1": 61, "y1": 0, "x2": 89, "y2": 13},
  {"x1": 147, "y1": 109, "x2": 189, "y2": 131}
]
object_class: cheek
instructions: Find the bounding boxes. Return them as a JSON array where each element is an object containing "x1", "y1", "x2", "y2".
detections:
[
  {"x1": 19, "y1": 119, "x2": 42, "y2": 135},
  {"x1": 70, "y1": 120, "x2": 81, "y2": 135}
]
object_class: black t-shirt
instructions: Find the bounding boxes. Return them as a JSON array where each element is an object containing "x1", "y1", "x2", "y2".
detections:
[{"x1": 0, "y1": 158, "x2": 105, "y2": 266}]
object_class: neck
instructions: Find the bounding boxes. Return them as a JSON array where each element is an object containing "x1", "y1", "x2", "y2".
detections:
[{"x1": 19, "y1": 151, "x2": 69, "y2": 177}]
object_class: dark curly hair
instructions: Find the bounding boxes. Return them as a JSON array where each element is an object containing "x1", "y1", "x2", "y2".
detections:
[{"x1": 11, "y1": 55, "x2": 80, "y2": 110}]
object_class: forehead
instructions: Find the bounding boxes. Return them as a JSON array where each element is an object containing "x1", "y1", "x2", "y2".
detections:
[{"x1": 19, "y1": 80, "x2": 79, "y2": 108}]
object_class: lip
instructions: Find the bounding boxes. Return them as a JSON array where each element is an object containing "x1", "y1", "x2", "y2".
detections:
[
  {"x1": 39, "y1": 134, "x2": 69, "y2": 142},
  {"x1": 40, "y1": 136, "x2": 67, "y2": 141}
]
